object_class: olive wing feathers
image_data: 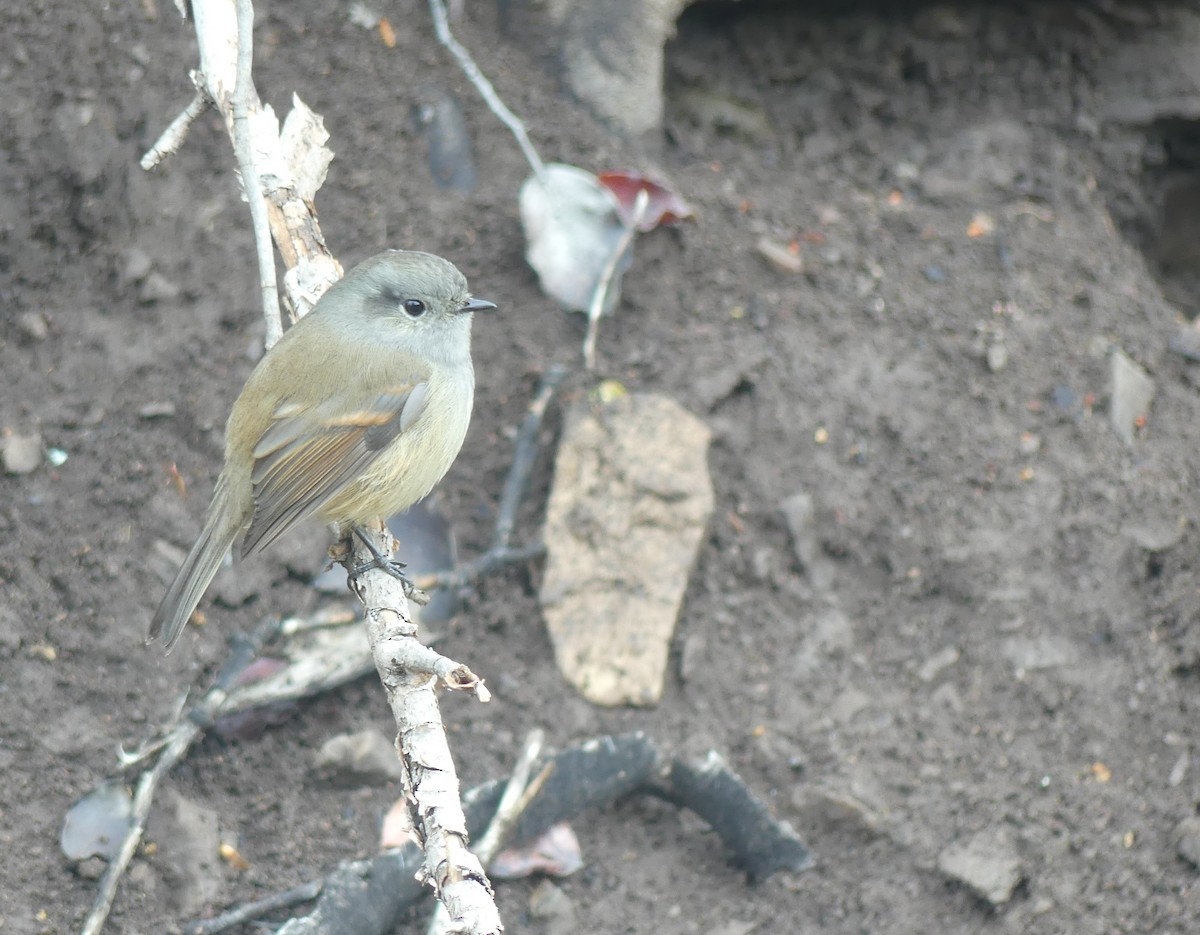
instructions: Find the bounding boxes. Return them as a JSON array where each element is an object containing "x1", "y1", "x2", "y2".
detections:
[{"x1": 240, "y1": 382, "x2": 429, "y2": 555}]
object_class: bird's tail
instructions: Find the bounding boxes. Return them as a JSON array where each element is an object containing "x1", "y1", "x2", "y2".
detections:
[{"x1": 147, "y1": 501, "x2": 240, "y2": 652}]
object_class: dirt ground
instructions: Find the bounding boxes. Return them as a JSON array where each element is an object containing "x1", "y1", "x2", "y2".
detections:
[{"x1": 4, "y1": 0, "x2": 1200, "y2": 932}]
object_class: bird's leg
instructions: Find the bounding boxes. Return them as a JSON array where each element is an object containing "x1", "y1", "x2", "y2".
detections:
[{"x1": 349, "y1": 526, "x2": 420, "y2": 599}]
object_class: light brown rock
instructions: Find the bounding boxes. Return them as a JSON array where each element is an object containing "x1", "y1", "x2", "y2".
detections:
[{"x1": 540, "y1": 393, "x2": 713, "y2": 706}]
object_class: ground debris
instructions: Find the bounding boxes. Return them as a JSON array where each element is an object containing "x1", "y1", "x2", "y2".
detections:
[
  {"x1": 312, "y1": 729, "x2": 404, "y2": 788},
  {"x1": 937, "y1": 827, "x2": 1023, "y2": 906}
]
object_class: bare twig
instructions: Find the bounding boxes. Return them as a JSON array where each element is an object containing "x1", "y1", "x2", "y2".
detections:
[
  {"x1": 140, "y1": 88, "x2": 209, "y2": 170},
  {"x1": 232, "y1": 0, "x2": 282, "y2": 347},
  {"x1": 344, "y1": 524, "x2": 501, "y2": 934},
  {"x1": 428, "y1": 0, "x2": 545, "y2": 180},
  {"x1": 427, "y1": 730, "x2": 548, "y2": 935},
  {"x1": 414, "y1": 542, "x2": 545, "y2": 593},
  {"x1": 584, "y1": 188, "x2": 648, "y2": 370},
  {"x1": 82, "y1": 619, "x2": 280, "y2": 935},
  {"x1": 183, "y1": 880, "x2": 324, "y2": 935},
  {"x1": 492, "y1": 364, "x2": 566, "y2": 551}
]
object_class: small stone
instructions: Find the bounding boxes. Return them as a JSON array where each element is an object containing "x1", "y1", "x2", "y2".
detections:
[
  {"x1": 1176, "y1": 817, "x2": 1200, "y2": 868},
  {"x1": 2, "y1": 432, "x2": 42, "y2": 475},
  {"x1": 755, "y1": 237, "x2": 803, "y2": 274},
  {"x1": 791, "y1": 786, "x2": 883, "y2": 835},
  {"x1": 529, "y1": 879, "x2": 577, "y2": 935},
  {"x1": 15, "y1": 311, "x2": 49, "y2": 341},
  {"x1": 122, "y1": 248, "x2": 153, "y2": 283},
  {"x1": 1018, "y1": 432, "x2": 1041, "y2": 455},
  {"x1": 1109, "y1": 348, "x2": 1154, "y2": 446},
  {"x1": 1001, "y1": 635, "x2": 1077, "y2": 674},
  {"x1": 986, "y1": 341, "x2": 1008, "y2": 372},
  {"x1": 139, "y1": 271, "x2": 182, "y2": 304},
  {"x1": 679, "y1": 631, "x2": 706, "y2": 683},
  {"x1": 918, "y1": 646, "x2": 960, "y2": 682},
  {"x1": 937, "y1": 827, "x2": 1023, "y2": 906},
  {"x1": 1168, "y1": 750, "x2": 1190, "y2": 788},
  {"x1": 312, "y1": 729, "x2": 403, "y2": 787},
  {"x1": 1125, "y1": 520, "x2": 1184, "y2": 553},
  {"x1": 138, "y1": 401, "x2": 177, "y2": 419},
  {"x1": 74, "y1": 856, "x2": 108, "y2": 880}
]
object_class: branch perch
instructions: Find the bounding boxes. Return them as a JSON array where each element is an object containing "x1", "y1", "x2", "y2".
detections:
[
  {"x1": 343, "y1": 524, "x2": 500, "y2": 934},
  {"x1": 128, "y1": 1, "x2": 503, "y2": 932}
]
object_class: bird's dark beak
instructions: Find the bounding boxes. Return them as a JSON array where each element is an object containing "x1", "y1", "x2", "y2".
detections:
[{"x1": 459, "y1": 297, "x2": 497, "y2": 314}]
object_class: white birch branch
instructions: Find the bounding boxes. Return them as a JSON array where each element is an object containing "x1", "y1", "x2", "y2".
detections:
[
  {"x1": 130, "y1": 3, "x2": 503, "y2": 932},
  {"x1": 345, "y1": 523, "x2": 501, "y2": 935}
]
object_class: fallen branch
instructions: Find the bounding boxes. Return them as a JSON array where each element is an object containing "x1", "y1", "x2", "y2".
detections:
[
  {"x1": 428, "y1": 0, "x2": 545, "y2": 180},
  {"x1": 181, "y1": 733, "x2": 811, "y2": 934},
  {"x1": 82, "y1": 619, "x2": 281, "y2": 935}
]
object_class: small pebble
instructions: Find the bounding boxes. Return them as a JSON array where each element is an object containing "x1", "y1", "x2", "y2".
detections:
[
  {"x1": 74, "y1": 856, "x2": 108, "y2": 880},
  {"x1": 1109, "y1": 348, "x2": 1154, "y2": 446},
  {"x1": 16, "y1": 310, "x2": 49, "y2": 341},
  {"x1": 1050, "y1": 384, "x2": 1077, "y2": 411},
  {"x1": 2, "y1": 432, "x2": 42, "y2": 475},
  {"x1": 937, "y1": 828, "x2": 1023, "y2": 906},
  {"x1": 1176, "y1": 817, "x2": 1200, "y2": 868},
  {"x1": 139, "y1": 271, "x2": 181, "y2": 304},
  {"x1": 986, "y1": 342, "x2": 1008, "y2": 372},
  {"x1": 312, "y1": 729, "x2": 403, "y2": 787},
  {"x1": 755, "y1": 237, "x2": 803, "y2": 274},
  {"x1": 1018, "y1": 432, "x2": 1041, "y2": 455},
  {"x1": 138, "y1": 402, "x2": 177, "y2": 419}
]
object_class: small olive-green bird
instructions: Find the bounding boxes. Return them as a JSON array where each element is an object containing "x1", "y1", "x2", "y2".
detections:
[{"x1": 149, "y1": 250, "x2": 496, "y2": 650}]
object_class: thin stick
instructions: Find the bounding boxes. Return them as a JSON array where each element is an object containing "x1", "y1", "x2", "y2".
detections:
[
  {"x1": 140, "y1": 90, "x2": 209, "y2": 170},
  {"x1": 414, "y1": 542, "x2": 545, "y2": 593},
  {"x1": 583, "y1": 188, "x2": 648, "y2": 370},
  {"x1": 81, "y1": 724, "x2": 199, "y2": 935},
  {"x1": 232, "y1": 0, "x2": 282, "y2": 348},
  {"x1": 427, "y1": 0, "x2": 545, "y2": 180},
  {"x1": 182, "y1": 879, "x2": 324, "y2": 935},
  {"x1": 81, "y1": 618, "x2": 279, "y2": 935},
  {"x1": 492, "y1": 364, "x2": 567, "y2": 551}
]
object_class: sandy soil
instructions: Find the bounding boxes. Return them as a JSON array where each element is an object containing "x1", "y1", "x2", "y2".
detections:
[{"x1": 3, "y1": 1, "x2": 1200, "y2": 933}]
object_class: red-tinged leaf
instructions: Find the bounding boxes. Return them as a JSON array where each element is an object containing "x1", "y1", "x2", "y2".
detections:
[
  {"x1": 380, "y1": 797, "x2": 418, "y2": 850},
  {"x1": 598, "y1": 170, "x2": 694, "y2": 232},
  {"x1": 489, "y1": 822, "x2": 584, "y2": 879}
]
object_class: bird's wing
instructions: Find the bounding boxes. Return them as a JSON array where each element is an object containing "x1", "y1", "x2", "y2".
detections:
[{"x1": 240, "y1": 381, "x2": 430, "y2": 556}]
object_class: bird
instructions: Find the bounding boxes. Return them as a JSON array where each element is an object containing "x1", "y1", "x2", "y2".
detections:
[{"x1": 149, "y1": 250, "x2": 496, "y2": 650}]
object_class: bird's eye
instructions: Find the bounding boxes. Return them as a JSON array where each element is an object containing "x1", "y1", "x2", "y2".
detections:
[{"x1": 403, "y1": 299, "x2": 427, "y2": 317}]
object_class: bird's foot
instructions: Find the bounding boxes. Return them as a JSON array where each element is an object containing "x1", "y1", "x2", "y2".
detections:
[{"x1": 349, "y1": 528, "x2": 421, "y2": 600}]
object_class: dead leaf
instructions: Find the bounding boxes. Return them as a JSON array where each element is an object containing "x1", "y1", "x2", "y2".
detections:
[{"x1": 598, "y1": 170, "x2": 694, "y2": 232}]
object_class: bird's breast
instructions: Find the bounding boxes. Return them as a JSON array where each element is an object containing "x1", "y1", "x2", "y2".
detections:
[{"x1": 317, "y1": 365, "x2": 475, "y2": 524}]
